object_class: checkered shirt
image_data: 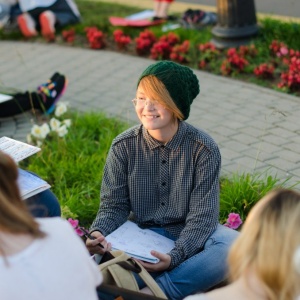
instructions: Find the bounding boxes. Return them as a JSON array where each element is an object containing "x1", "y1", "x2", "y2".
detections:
[{"x1": 91, "y1": 121, "x2": 221, "y2": 269}]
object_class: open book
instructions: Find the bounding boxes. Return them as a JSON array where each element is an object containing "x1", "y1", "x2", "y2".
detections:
[
  {"x1": 105, "y1": 220, "x2": 175, "y2": 263},
  {"x1": 0, "y1": 136, "x2": 51, "y2": 200}
]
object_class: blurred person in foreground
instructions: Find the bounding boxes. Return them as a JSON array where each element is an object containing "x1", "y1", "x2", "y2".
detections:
[
  {"x1": 185, "y1": 188, "x2": 300, "y2": 300},
  {"x1": 0, "y1": 150, "x2": 102, "y2": 300}
]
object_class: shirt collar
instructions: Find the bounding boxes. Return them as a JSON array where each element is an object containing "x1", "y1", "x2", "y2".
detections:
[{"x1": 141, "y1": 121, "x2": 187, "y2": 151}]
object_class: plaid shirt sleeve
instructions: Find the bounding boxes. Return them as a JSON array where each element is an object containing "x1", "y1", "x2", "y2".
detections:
[{"x1": 90, "y1": 142, "x2": 131, "y2": 236}]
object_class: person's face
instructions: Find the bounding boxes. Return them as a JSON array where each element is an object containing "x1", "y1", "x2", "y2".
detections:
[{"x1": 134, "y1": 87, "x2": 175, "y2": 134}]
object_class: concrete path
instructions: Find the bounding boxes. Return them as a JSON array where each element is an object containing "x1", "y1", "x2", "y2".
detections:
[{"x1": 0, "y1": 41, "x2": 300, "y2": 186}]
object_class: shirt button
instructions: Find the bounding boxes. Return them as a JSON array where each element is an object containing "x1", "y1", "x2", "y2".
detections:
[
  {"x1": 162, "y1": 182, "x2": 166, "y2": 186},
  {"x1": 161, "y1": 202, "x2": 165, "y2": 206},
  {"x1": 162, "y1": 160, "x2": 166, "y2": 164}
]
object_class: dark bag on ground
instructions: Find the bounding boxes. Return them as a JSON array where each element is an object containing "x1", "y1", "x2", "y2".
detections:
[
  {"x1": 97, "y1": 250, "x2": 168, "y2": 300},
  {"x1": 181, "y1": 9, "x2": 217, "y2": 29}
]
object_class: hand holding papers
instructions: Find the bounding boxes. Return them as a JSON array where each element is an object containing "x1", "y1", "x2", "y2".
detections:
[{"x1": 105, "y1": 221, "x2": 175, "y2": 263}]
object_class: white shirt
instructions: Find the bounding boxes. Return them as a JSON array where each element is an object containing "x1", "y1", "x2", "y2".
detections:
[
  {"x1": 19, "y1": 0, "x2": 56, "y2": 11},
  {"x1": 0, "y1": 218, "x2": 102, "y2": 300}
]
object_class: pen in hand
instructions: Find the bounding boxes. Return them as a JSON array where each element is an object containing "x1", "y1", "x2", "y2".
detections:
[{"x1": 80, "y1": 227, "x2": 105, "y2": 249}]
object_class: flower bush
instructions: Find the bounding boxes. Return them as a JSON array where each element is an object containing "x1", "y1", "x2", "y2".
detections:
[
  {"x1": 221, "y1": 48, "x2": 249, "y2": 75},
  {"x1": 62, "y1": 28, "x2": 76, "y2": 43},
  {"x1": 150, "y1": 32, "x2": 180, "y2": 60},
  {"x1": 135, "y1": 29, "x2": 157, "y2": 56},
  {"x1": 27, "y1": 102, "x2": 71, "y2": 146},
  {"x1": 85, "y1": 27, "x2": 106, "y2": 49},
  {"x1": 113, "y1": 29, "x2": 131, "y2": 50},
  {"x1": 254, "y1": 63, "x2": 275, "y2": 79},
  {"x1": 170, "y1": 40, "x2": 190, "y2": 63}
]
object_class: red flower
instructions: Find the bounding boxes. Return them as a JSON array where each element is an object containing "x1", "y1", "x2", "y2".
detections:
[
  {"x1": 254, "y1": 63, "x2": 274, "y2": 79},
  {"x1": 170, "y1": 40, "x2": 190, "y2": 63},
  {"x1": 135, "y1": 29, "x2": 156, "y2": 56},
  {"x1": 62, "y1": 28, "x2": 76, "y2": 43},
  {"x1": 113, "y1": 29, "x2": 131, "y2": 50},
  {"x1": 85, "y1": 27, "x2": 106, "y2": 49}
]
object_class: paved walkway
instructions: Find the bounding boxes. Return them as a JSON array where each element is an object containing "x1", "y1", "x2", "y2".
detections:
[{"x1": 0, "y1": 40, "x2": 300, "y2": 186}]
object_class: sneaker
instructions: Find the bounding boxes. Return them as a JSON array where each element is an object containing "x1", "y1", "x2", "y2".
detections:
[
  {"x1": 37, "y1": 74, "x2": 68, "y2": 114},
  {"x1": 17, "y1": 13, "x2": 37, "y2": 38},
  {"x1": 37, "y1": 72, "x2": 61, "y2": 90},
  {"x1": 39, "y1": 10, "x2": 56, "y2": 41}
]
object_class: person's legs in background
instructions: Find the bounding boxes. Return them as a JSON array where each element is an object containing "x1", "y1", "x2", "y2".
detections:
[
  {"x1": 153, "y1": 0, "x2": 174, "y2": 20},
  {"x1": 23, "y1": 170, "x2": 61, "y2": 218},
  {"x1": 25, "y1": 188, "x2": 61, "y2": 217},
  {"x1": 0, "y1": 72, "x2": 67, "y2": 118}
]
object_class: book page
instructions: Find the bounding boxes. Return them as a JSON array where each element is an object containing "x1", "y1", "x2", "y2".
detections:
[
  {"x1": 18, "y1": 169, "x2": 51, "y2": 200},
  {"x1": 106, "y1": 221, "x2": 175, "y2": 263},
  {"x1": 0, "y1": 136, "x2": 40, "y2": 162},
  {"x1": 0, "y1": 93, "x2": 13, "y2": 103}
]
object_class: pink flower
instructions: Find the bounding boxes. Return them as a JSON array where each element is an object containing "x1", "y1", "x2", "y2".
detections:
[
  {"x1": 224, "y1": 213, "x2": 243, "y2": 230},
  {"x1": 75, "y1": 227, "x2": 85, "y2": 237},
  {"x1": 68, "y1": 218, "x2": 79, "y2": 228},
  {"x1": 280, "y1": 46, "x2": 288, "y2": 56}
]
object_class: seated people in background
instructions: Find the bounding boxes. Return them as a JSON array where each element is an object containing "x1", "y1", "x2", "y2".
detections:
[
  {"x1": 0, "y1": 72, "x2": 67, "y2": 118},
  {"x1": 16, "y1": 0, "x2": 81, "y2": 41},
  {"x1": 185, "y1": 189, "x2": 300, "y2": 300},
  {"x1": 0, "y1": 150, "x2": 102, "y2": 300},
  {"x1": 86, "y1": 60, "x2": 239, "y2": 300}
]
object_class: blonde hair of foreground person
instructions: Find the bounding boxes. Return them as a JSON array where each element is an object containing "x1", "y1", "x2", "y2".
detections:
[
  {"x1": 185, "y1": 189, "x2": 300, "y2": 300},
  {"x1": 0, "y1": 150, "x2": 102, "y2": 300}
]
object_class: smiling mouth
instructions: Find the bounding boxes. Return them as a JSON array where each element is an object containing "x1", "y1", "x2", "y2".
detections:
[{"x1": 144, "y1": 115, "x2": 159, "y2": 119}]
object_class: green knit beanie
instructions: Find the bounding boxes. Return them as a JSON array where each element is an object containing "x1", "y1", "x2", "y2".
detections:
[{"x1": 137, "y1": 61, "x2": 200, "y2": 120}]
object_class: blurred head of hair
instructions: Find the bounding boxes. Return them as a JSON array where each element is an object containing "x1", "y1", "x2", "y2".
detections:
[
  {"x1": 0, "y1": 151, "x2": 45, "y2": 256},
  {"x1": 228, "y1": 189, "x2": 300, "y2": 300}
]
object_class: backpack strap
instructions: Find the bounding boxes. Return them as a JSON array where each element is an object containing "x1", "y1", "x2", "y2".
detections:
[{"x1": 99, "y1": 251, "x2": 167, "y2": 299}]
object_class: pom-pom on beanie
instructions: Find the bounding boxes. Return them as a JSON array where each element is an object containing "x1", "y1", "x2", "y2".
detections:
[{"x1": 137, "y1": 61, "x2": 200, "y2": 120}]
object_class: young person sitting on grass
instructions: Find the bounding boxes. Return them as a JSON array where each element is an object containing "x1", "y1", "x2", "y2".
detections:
[
  {"x1": 185, "y1": 189, "x2": 300, "y2": 300},
  {"x1": 86, "y1": 60, "x2": 239, "y2": 300},
  {"x1": 0, "y1": 150, "x2": 102, "y2": 300}
]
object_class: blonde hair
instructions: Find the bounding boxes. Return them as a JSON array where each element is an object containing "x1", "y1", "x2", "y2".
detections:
[
  {"x1": 0, "y1": 151, "x2": 45, "y2": 256},
  {"x1": 228, "y1": 189, "x2": 300, "y2": 300},
  {"x1": 138, "y1": 75, "x2": 184, "y2": 121}
]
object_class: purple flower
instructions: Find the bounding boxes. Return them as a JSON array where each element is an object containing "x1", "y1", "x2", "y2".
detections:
[{"x1": 224, "y1": 213, "x2": 243, "y2": 230}]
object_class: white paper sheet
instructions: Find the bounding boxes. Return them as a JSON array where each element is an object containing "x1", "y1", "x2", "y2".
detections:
[
  {"x1": 0, "y1": 136, "x2": 40, "y2": 162},
  {"x1": 106, "y1": 220, "x2": 175, "y2": 263}
]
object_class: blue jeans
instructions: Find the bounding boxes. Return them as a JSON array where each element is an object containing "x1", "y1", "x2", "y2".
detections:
[
  {"x1": 24, "y1": 171, "x2": 61, "y2": 218},
  {"x1": 146, "y1": 224, "x2": 239, "y2": 300}
]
